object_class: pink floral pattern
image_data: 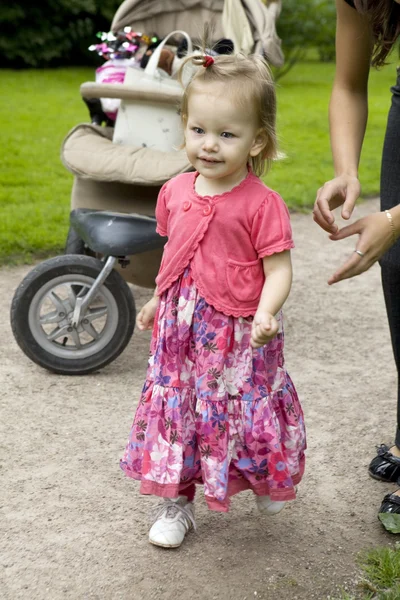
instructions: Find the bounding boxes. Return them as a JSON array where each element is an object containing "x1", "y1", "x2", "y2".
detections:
[{"x1": 121, "y1": 267, "x2": 306, "y2": 512}]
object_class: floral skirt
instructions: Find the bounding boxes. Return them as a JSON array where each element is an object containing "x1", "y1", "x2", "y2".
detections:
[{"x1": 120, "y1": 267, "x2": 306, "y2": 512}]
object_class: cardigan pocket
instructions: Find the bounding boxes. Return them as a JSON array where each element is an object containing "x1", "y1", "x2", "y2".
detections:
[{"x1": 226, "y1": 258, "x2": 264, "y2": 303}]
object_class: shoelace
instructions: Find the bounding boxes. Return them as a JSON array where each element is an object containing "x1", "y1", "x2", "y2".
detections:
[
  {"x1": 376, "y1": 444, "x2": 400, "y2": 464},
  {"x1": 151, "y1": 500, "x2": 197, "y2": 531},
  {"x1": 377, "y1": 444, "x2": 391, "y2": 456}
]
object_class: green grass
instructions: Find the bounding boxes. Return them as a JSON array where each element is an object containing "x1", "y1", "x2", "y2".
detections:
[
  {"x1": 335, "y1": 545, "x2": 400, "y2": 600},
  {"x1": 267, "y1": 61, "x2": 393, "y2": 209},
  {"x1": 0, "y1": 62, "x2": 395, "y2": 264},
  {"x1": 0, "y1": 68, "x2": 92, "y2": 264}
]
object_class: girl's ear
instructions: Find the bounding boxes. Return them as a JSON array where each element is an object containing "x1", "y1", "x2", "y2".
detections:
[{"x1": 249, "y1": 131, "x2": 268, "y2": 158}]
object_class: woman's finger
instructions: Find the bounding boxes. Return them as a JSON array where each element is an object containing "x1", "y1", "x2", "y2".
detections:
[
  {"x1": 313, "y1": 189, "x2": 335, "y2": 228},
  {"x1": 328, "y1": 220, "x2": 367, "y2": 284},
  {"x1": 328, "y1": 251, "x2": 371, "y2": 284},
  {"x1": 313, "y1": 188, "x2": 342, "y2": 233},
  {"x1": 341, "y1": 181, "x2": 360, "y2": 220},
  {"x1": 317, "y1": 194, "x2": 336, "y2": 226},
  {"x1": 329, "y1": 219, "x2": 363, "y2": 241},
  {"x1": 313, "y1": 206, "x2": 339, "y2": 234}
]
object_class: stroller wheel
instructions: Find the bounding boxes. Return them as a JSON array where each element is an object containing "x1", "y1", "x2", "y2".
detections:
[{"x1": 10, "y1": 255, "x2": 136, "y2": 375}]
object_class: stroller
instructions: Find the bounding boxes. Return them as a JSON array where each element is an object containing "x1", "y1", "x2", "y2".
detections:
[{"x1": 10, "y1": 0, "x2": 284, "y2": 376}]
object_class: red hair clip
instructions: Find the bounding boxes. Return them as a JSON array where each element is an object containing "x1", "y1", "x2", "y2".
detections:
[{"x1": 203, "y1": 55, "x2": 214, "y2": 68}]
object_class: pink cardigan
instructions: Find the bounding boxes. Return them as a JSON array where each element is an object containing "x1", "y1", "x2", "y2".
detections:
[{"x1": 155, "y1": 170, "x2": 294, "y2": 317}]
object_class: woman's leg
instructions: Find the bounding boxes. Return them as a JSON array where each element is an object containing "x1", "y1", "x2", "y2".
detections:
[
  {"x1": 381, "y1": 266, "x2": 400, "y2": 450},
  {"x1": 380, "y1": 67, "x2": 400, "y2": 452},
  {"x1": 370, "y1": 69, "x2": 400, "y2": 512}
]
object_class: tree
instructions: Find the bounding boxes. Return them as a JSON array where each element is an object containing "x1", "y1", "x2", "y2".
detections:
[{"x1": 274, "y1": 0, "x2": 336, "y2": 79}]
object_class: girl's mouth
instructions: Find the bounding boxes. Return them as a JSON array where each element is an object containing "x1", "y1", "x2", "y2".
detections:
[{"x1": 198, "y1": 157, "x2": 222, "y2": 164}]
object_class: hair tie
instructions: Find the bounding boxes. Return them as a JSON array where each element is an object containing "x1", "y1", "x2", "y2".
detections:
[{"x1": 203, "y1": 55, "x2": 214, "y2": 68}]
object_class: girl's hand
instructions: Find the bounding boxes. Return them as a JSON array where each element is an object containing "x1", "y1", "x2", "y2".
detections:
[
  {"x1": 328, "y1": 211, "x2": 395, "y2": 285},
  {"x1": 251, "y1": 311, "x2": 279, "y2": 349},
  {"x1": 313, "y1": 175, "x2": 361, "y2": 234},
  {"x1": 136, "y1": 296, "x2": 159, "y2": 330}
]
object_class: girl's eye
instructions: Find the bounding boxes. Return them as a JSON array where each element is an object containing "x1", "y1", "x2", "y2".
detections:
[
  {"x1": 221, "y1": 132, "x2": 234, "y2": 139},
  {"x1": 192, "y1": 127, "x2": 204, "y2": 134}
]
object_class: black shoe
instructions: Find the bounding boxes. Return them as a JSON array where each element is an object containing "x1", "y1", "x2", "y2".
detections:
[
  {"x1": 368, "y1": 444, "x2": 400, "y2": 482},
  {"x1": 379, "y1": 491, "x2": 400, "y2": 514}
]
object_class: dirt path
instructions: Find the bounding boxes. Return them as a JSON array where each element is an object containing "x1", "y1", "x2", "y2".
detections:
[{"x1": 1, "y1": 197, "x2": 398, "y2": 600}]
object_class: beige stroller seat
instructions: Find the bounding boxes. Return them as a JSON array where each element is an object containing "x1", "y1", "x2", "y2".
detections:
[{"x1": 60, "y1": 0, "x2": 283, "y2": 289}]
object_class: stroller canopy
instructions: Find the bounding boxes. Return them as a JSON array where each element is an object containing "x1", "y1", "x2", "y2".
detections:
[{"x1": 111, "y1": 0, "x2": 284, "y2": 67}]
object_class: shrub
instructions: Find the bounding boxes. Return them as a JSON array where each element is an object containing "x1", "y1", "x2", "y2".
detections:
[
  {"x1": 0, "y1": 0, "x2": 120, "y2": 67},
  {"x1": 0, "y1": 1, "x2": 337, "y2": 70}
]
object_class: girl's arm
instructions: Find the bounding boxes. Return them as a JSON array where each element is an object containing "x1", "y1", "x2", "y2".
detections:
[
  {"x1": 136, "y1": 288, "x2": 158, "y2": 331},
  {"x1": 136, "y1": 287, "x2": 160, "y2": 331},
  {"x1": 251, "y1": 251, "x2": 292, "y2": 348},
  {"x1": 313, "y1": 0, "x2": 373, "y2": 234},
  {"x1": 138, "y1": 182, "x2": 168, "y2": 330}
]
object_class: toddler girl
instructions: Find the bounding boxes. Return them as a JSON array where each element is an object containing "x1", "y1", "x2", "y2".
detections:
[{"x1": 120, "y1": 52, "x2": 306, "y2": 548}]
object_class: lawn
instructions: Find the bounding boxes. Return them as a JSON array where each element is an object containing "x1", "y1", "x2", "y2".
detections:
[
  {"x1": 269, "y1": 61, "x2": 393, "y2": 208},
  {"x1": 1, "y1": 68, "x2": 93, "y2": 264},
  {"x1": 0, "y1": 62, "x2": 395, "y2": 264},
  {"x1": 337, "y1": 544, "x2": 400, "y2": 599}
]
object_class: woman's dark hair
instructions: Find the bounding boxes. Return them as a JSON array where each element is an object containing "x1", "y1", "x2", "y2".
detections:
[{"x1": 353, "y1": 0, "x2": 400, "y2": 66}]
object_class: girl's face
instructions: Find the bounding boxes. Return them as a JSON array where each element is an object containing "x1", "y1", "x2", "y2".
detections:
[{"x1": 184, "y1": 81, "x2": 266, "y2": 188}]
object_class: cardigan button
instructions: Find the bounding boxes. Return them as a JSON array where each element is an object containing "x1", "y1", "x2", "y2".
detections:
[
  {"x1": 183, "y1": 201, "x2": 191, "y2": 211},
  {"x1": 203, "y1": 205, "x2": 212, "y2": 216}
]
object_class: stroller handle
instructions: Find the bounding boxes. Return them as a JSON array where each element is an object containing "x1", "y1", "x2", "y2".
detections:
[{"x1": 80, "y1": 82, "x2": 183, "y2": 105}]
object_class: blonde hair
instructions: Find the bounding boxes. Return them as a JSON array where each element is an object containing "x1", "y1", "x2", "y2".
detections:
[{"x1": 179, "y1": 53, "x2": 277, "y2": 177}]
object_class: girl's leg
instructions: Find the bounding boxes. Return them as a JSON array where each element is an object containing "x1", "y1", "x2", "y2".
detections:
[
  {"x1": 255, "y1": 495, "x2": 286, "y2": 516},
  {"x1": 148, "y1": 495, "x2": 196, "y2": 549},
  {"x1": 148, "y1": 483, "x2": 196, "y2": 548},
  {"x1": 178, "y1": 482, "x2": 196, "y2": 503}
]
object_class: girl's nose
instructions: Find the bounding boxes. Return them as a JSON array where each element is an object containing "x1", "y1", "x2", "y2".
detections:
[{"x1": 202, "y1": 135, "x2": 218, "y2": 152}]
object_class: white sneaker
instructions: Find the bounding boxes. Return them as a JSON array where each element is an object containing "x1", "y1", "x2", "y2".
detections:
[
  {"x1": 256, "y1": 495, "x2": 286, "y2": 515},
  {"x1": 149, "y1": 497, "x2": 195, "y2": 548}
]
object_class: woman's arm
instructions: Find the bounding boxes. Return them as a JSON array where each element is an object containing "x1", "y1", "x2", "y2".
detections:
[
  {"x1": 251, "y1": 251, "x2": 292, "y2": 348},
  {"x1": 313, "y1": 0, "x2": 373, "y2": 233}
]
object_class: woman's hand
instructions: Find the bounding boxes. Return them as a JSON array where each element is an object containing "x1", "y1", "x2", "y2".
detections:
[
  {"x1": 251, "y1": 310, "x2": 279, "y2": 349},
  {"x1": 313, "y1": 174, "x2": 361, "y2": 234},
  {"x1": 136, "y1": 296, "x2": 159, "y2": 330},
  {"x1": 328, "y1": 211, "x2": 395, "y2": 285}
]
